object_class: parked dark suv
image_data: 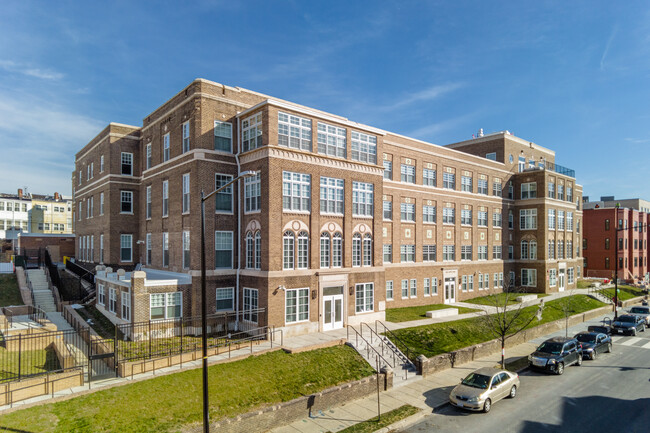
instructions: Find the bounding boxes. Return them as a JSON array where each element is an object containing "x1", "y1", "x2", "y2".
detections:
[
  {"x1": 528, "y1": 337, "x2": 583, "y2": 375},
  {"x1": 612, "y1": 314, "x2": 646, "y2": 336}
]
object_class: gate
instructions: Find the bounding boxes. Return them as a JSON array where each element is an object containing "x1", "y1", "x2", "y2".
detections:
[{"x1": 88, "y1": 337, "x2": 116, "y2": 382}]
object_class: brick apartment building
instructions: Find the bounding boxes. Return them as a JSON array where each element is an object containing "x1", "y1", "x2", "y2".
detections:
[
  {"x1": 583, "y1": 198, "x2": 650, "y2": 282},
  {"x1": 73, "y1": 78, "x2": 584, "y2": 336}
]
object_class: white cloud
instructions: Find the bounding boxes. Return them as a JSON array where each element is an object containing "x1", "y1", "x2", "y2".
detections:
[
  {"x1": 0, "y1": 60, "x2": 64, "y2": 80},
  {"x1": 408, "y1": 112, "x2": 479, "y2": 141},
  {"x1": 387, "y1": 83, "x2": 464, "y2": 110},
  {"x1": 600, "y1": 25, "x2": 618, "y2": 71}
]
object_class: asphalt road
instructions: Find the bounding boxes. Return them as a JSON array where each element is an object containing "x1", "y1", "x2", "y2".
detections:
[{"x1": 400, "y1": 319, "x2": 650, "y2": 433}]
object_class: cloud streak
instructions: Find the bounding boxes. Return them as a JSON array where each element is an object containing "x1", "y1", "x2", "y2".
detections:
[
  {"x1": 0, "y1": 60, "x2": 64, "y2": 80},
  {"x1": 600, "y1": 24, "x2": 618, "y2": 71},
  {"x1": 385, "y1": 83, "x2": 464, "y2": 110}
]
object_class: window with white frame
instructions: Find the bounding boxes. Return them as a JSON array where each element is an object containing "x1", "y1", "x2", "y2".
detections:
[
  {"x1": 423, "y1": 205, "x2": 436, "y2": 223},
  {"x1": 150, "y1": 292, "x2": 182, "y2": 320},
  {"x1": 163, "y1": 134, "x2": 170, "y2": 162},
  {"x1": 100, "y1": 192, "x2": 104, "y2": 216},
  {"x1": 244, "y1": 172, "x2": 261, "y2": 212},
  {"x1": 352, "y1": 182, "x2": 373, "y2": 216},
  {"x1": 548, "y1": 209, "x2": 556, "y2": 229},
  {"x1": 332, "y1": 233, "x2": 342, "y2": 267},
  {"x1": 144, "y1": 186, "x2": 151, "y2": 219},
  {"x1": 162, "y1": 232, "x2": 169, "y2": 267},
  {"x1": 443, "y1": 206, "x2": 455, "y2": 224},
  {"x1": 278, "y1": 112, "x2": 312, "y2": 151},
  {"x1": 146, "y1": 233, "x2": 151, "y2": 265},
  {"x1": 120, "y1": 234, "x2": 132, "y2": 262},
  {"x1": 423, "y1": 168, "x2": 436, "y2": 186},
  {"x1": 477, "y1": 210, "x2": 488, "y2": 226},
  {"x1": 317, "y1": 122, "x2": 346, "y2": 157},
  {"x1": 162, "y1": 180, "x2": 169, "y2": 217},
  {"x1": 548, "y1": 240, "x2": 555, "y2": 259},
  {"x1": 432, "y1": 277, "x2": 438, "y2": 295},
  {"x1": 401, "y1": 280, "x2": 408, "y2": 298},
  {"x1": 243, "y1": 288, "x2": 258, "y2": 322},
  {"x1": 567, "y1": 187, "x2": 573, "y2": 203},
  {"x1": 363, "y1": 234, "x2": 372, "y2": 266},
  {"x1": 558, "y1": 210, "x2": 565, "y2": 230},
  {"x1": 400, "y1": 244, "x2": 415, "y2": 262},
  {"x1": 478, "y1": 274, "x2": 483, "y2": 290},
  {"x1": 386, "y1": 281, "x2": 394, "y2": 300},
  {"x1": 320, "y1": 232, "x2": 330, "y2": 268},
  {"x1": 530, "y1": 240, "x2": 537, "y2": 259},
  {"x1": 521, "y1": 240, "x2": 529, "y2": 259},
  {"x1": 182, "y1": 231, "x2": 190, "y2": 269},
  {"x1": 216, "y1": 287, "x2": 234, "y2": 311},
  {"x1": 355, "y1": 283, "x2": 374, "y2": 313},
  {"x1": 383, "y1": 244, "x2": 392, "y2": 263},
  {"x1": 567, "y1": 240, "x2": 573, "y2": 258},
  {"x1": 121, "y1": 152, "x2": 133, "y2": 176},
  {"x1": 461, "y1": 209, "x2": 472, "y2": 225},
  {"x1": 549, "y1": 268, "x2": 557, "y2": 286},
  {"x1": 461, "y1": 245, "x2": 472, "y2": 260},
  {"x1": 521, "y1": 182, "x2": 537, "y2": 199},
  {"x1": 557, "y1": 184, "x2": 564, "y2": 200},
  {"x1": 383, "y1": 160, "x2": 392, "y2": 180},
  {"x1": 145, "y1": 143, "x2": 151, "y2": 169},
  {"x1": 461, "y1": 175, "x2": 472, "y2": 192},
  {"x1": 109, "y1": 288, "x2": 117, "y2": 313},
  {"x1": 493, "y1": 245, "x2": 502, "y2": 259},
  {"x1": 352, "y1": 233, "x2": 362, "y2": 267},
  {"x1": 283, "y1": 231, "x2": 295, "y2": 270},
  {"x1": 351, "y1": 131, "x2": 377, "y2": 163},
  {"x1": 423, "y1": 244, "x2": 436, "y2": 261},
  {"x1": 477, "y1": 178, "x2": 488, "y2": 195},
  {"x1": 100, "y1": 155, "x2": 104, "y2": 172},
  {"x1": 401, "y1": 203, "x2": 415, "y2": 222},
  {"x1": 410, "y1": 279, "x2": 417, "y2": 297},
  {"x1": 255, "y1": 231, "x2": 261, "y2": 269},
  {"x1": 568, "y1": 267, "x2": 574, "y2": 283},
  {"x1": 121, "y1": 291, "x2": 131, "y2": 321},
  {"x1": 297, "y1": 231, "x2": 309, "y2": 269},
  {"x1": 461, "y1": 275, "x2": 467, "y2": 291},
  {"x1": 215, "y1": 174, "x2": 233, "y2": 213},
  {"x1": 283, "y1": 171, "x2": 310, "y2": 212},
  {"x1": 478, "y1": 245, "x2": 488, "y2": 260},
  {"x1": 493, "y1": 180, "x2": 502, "y2": 197},
  {"x1": 548, "y1": 182, "x2": 555, "y2": 198},
  {"x1": 320, "y1": 177, "x2": 344, "y2": 214},
  {"x1": 383, "y1": 200, "x2": 392, "y2": 220},
  {"x1": 443, "y1": 245, "x2": 455, "y2": 261},
  {"x1": 521, "y1": 269, "x2": 537, "y2": 287},
  {"x1": 401, "y1": 164, "x2": 415, "y2": 183},
  {"x1": 424, "y1": 278, "x2": 430, "y2": 295},
  {"x1": 520, "y1": 209, "x2": 537, "y2": 230},
  {"x1": 100, "y1": 234, "x2": 104, "y2": 263},
  {"x1": 493, "y1": 212, "x2": 502, "y2": 228},
  {"x1": 215, "y1": 231, "x2": 233, "y2": 269},
  {"x1": 214, "y1": 120, "x2": 232, "y2": 152},
  {"x1": 285, "y1": 288, "x2": 309, "y2": 323},
  {"x1": 182, "y1": 121, "x2": 190, "y2": 153},
  {"x1": 182, "y1": 173, "x2": 190, "y2": 213},
  {"x1": 242, "y1": 113, "x2": 263, "y2": 152},
  {"x1": 98, "y1": 284, "x2": 105, "y2": 306},
  {"x1": 508, "y1": 245, "x2": 514, "y2": 259},
  {"x1": 567, "y1": 212, "x2": 573, "y2": 231}
]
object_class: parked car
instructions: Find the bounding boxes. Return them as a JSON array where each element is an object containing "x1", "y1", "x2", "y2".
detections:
[
  {"x1": 449, "y1": 367, "x2": 520, "y2": 413},
  {"x1": 528, "y1": 337, "x2": 583, "y2": 375},
  {"x1": 587, "y1": 324, "x2": 612, "y2": 335},
  {"x1": 574, "y1": 332, "x2": 612, "y2": 360},
  {"x1": 612, "y1": 314, "x2": 646, "y2": 336},
  {"x1": 628, "y1": 306, "x2": 650, "y2": 325}
]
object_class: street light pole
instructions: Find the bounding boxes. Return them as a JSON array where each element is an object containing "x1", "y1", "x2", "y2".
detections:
[
  {"x1": 614, "y1": 204, "x2": 619, "y2": 320},
  {"x1": 199, "y1": 170, "x2": 256, "y2": 433}
]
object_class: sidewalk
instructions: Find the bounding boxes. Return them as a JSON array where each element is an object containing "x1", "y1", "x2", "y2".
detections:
[{"x1": 269, "y1": 311, "x2": 613, "y2": 433}]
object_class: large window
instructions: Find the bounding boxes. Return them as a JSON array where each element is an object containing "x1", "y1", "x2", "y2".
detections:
[
  {"x1": 363, "y1": 234, "x2": 372, "y2": 266},
  {"x1": 120, "y1": 234, "x2": 132, "y2": 262},
  {"x1": 162, "y1": 232, "x2": 169, "y2": 267},
  {"x1": 182, "y1": 173, "x2": 190, "y2": 213},
  {"x1": 477, "y1": 210, "x2": 488, "y2": 227},
  {"x1": 352, "y1": 182, "x2": 373, "y2": 216},
  {"x1": 182, "y1": 121, "x2": 190, "y2": 153},
  {"x1": 567, "y1": 212, "x2": 573, "y2": 231},
  {"x1": 493, "y1": 212, "x2": 502, "y2": 227},
  {"x1": 352, "y1": 233, "x2": 362, "y2": 266},
  {"x1": 443, "y1": 206, "x2": 455, "y2": 224},
  {"x1": 150, "y1": 292, "x2": 182, "y2": 320},
  {"x1": 443, "y1": 245, "x2": 455, "y2": 261},
  {"x1": 320, "y1": 233, "x2": 330, "y2": 268},
  {"x1": 548, "y1": 240, "x2": 555, "y2": 259},
  {"x1": 244, "y1": 172, "x2": 260, "y2": 213},
  {"x1": 162, "y1": 180, "x2": 169, "y2": 217},
  {"x1": 521, "y1": 182, "x2": 537, "y2": 199},
  {"x1": 400, "y1": 244, "x2": 415, "y2": 262},
  {"x1": 351, "y1": 131, "x2": 377, "y2": 163},
  {"x1": 478, "y1": 245, "x2": 488, "y2": 260},
  {"x1": 493, "y1": 245, "x2": 502, "y2": 259},
  {"x1": 558, "y1": 210, "x2": 565, "y2": 230},
  {"x1": 216, "y1": 288, "x2": 234, "y2": 311},
  {"x1": 423, "y1": 245, "x2": 436, "y2": 261},
  {"x1": 215, "y1": 174, "x2": 233, "y2": 213},
  {"x1": 283, "y1": 231, "x2": 295, "y2": 270},
  {"x1": 410, "y1": 279, "x2": 417, "y2": 297},
  {"x1": 521, "y1": 269, "x2": 537, "y2": 287},
  {"x1": 320, "y1": 177, "x2": 344, "y2": 214},
  {"x1": 98, "y1": 284, "x2": 105, "y2": 306},
  {"x1": 286, "y1": 288, "x2": 309, "y2": 323},
  {"x1": 246, "y1": 231, "x2": 262, "y2": 270},
  {"x1": 214, "y1": 121, "x2": 232, "y2": 152},
  {"x1": 242, "y1": 113, "x2": 263, "y2": 152},
  {"x1": 317, "y1": 122, "x2": 346, "y2": 157},
  {"x1": 461, "y1": 245, "x2": 472, "y2": 260},
  {"x1": 332, "y1": 233, "x2": 342, "y2": 267},
  {"x1": 146, "y1": 233, "x2": 151, "y2": 265},
  {"x1": 121, "y1": 291, "x2": 131, "y2": 321},
  {"x1": 383, "y1": 201, "x2": 392, "y2": 220},
  {"x1": 383, "y1": 244, "x2": 392, "y2": 263},
  {"x1": 278, "y1": 112, "x2": 312, "y2": 151},
  {"x1": 243, "y1": 288, "x2": 259, "y2": 323},
  {"x1": 145, "y1": 144, "x2": 152, "y2": 169},
  {"x1": 215, "y1": 231, "x2": 233, "y2": 269},
  {"x1": 477, "y1": 178, "x2": 488, "y2": 195},
  {"x1": 557, "y1": 184, "x2": 565, "y2": 200},
  {"x1": 401, "y1": 280, "x2": 408, "y2": 298},
  {"x1": 401, "y1": 203, "x2": 415, "y2": 222},
  {"x1": 423, "y1": 205, "x2": 436, "y2": 223},
  {"x1": 401, "y1": 164, "x2": 415, "y2": 183},
  {"x1": 121, "y1": 152, "x2": 133, "y2": 176},
  {"x1": 297, "y1": 231, "x2": 309, "y2": 269},
  {"x1": 461, "y1": 175, "x2": 472, "y2": 192},
  {"x1": 182, "y1": 231, "x2": 190, "y2": 269},
  {"x1": 548, "y1": 209, "x2": 556, "y2": 229},
  {"x1": 163, "y1": 134, "x2": 170, "y2": 162},
  {"x1": 283, "y1": 171, "x2": 311, "y2": 212},
  {"x1": 383, "y1": 160, "x2": 392, "y2": 180},
  {"x1": 423, "y1": 168, "x2": 436, "y2": 186},
  {"x1": 549, "y1": 269, "x2": 557, "y2": 287},
  {"x1": 145, "y1": 187, "x2": 151, "y2": 219},
  {"x1": 461, "y1": 209, "x2": 472, "y2": 225},
  {"x1": 355, "y1": 283, "x2": 374, "y2": 313},
  {"x1": 493, "y1": 181, "x2": 502, "y2": 197},
  {"x1": 548, "y1": 182, "x2": 555, "y2": 198},
  {"x1": 386, "y1": 281, "x2": 394, "y2": 300},
  {"x1": 520, "y1": 209, "x2": 537, "y2": 230},
  {"x1": 109, "y1": 288, "x2": 117, "y2": 313}
]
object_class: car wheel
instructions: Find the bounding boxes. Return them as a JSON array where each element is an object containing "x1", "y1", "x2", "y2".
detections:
[
  {"x1": 483, "y1": 398, "x2": 492, "y2": 413},
  {"x1": 576, "y1": 355, "x2": 583, "y2": 366},
  {"x1": 642, "y1": 325, "x2": 646, "y2": 332},
  {"x1": 632, "y1": 328, "x2": 637, "y2": 336},
  {"x1": 606, "y1": 343, "x2": 612, "y2": 353},
  {"x1": 509, "y1": 385, "x2": 517, "y2": 399},
  {"x1": 591, "y1": 350, "x2": 597, "y2": 360},
  {"x1": 556, "y1": 362, "x2": 564, "y2": 375}
]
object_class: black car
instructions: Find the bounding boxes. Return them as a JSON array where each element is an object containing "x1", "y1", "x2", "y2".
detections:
[
  {"x1": 612, "y1": 314, "x2": 646, "y2": 336},
  {"x1": 528, "y1": 337, "x2": 583, "y2": 375},
  {"x1": 587, "y1": 324, "x2": 612, "y2": 336},
  {"x1": 574, "y1": 332, "x2": 612, "y2": 360}
]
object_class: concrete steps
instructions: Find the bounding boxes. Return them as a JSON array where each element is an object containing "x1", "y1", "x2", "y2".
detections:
[{"x1": 25, "y1": 268, "x2": 57, "y2": 312}]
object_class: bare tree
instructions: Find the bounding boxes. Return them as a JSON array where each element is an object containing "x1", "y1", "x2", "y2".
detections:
[
  {"x1": 479, "y1": 277, "x2": 544, "y2": 369},
  {"x1": 558, "y1": 287, "x2": 577, "y2": 337}
]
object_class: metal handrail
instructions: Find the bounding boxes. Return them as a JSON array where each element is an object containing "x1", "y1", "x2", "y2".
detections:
[
  {"x1": 375, "y1": 320, "x2": 414, "y2": 362},
  {"x1": 347, "y1": 325, "x2": 394, "y2": 372},
  {"x1": 2, "y1": 366, "x2": 84, "y2": 407},
  {"x1": 361, "y1": 322, "x2": 414, "y2": 380}
]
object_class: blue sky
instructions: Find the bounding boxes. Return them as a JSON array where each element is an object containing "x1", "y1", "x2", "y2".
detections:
[{"x1": 0, "y1": 1, "x2": 649, "y2": 200}]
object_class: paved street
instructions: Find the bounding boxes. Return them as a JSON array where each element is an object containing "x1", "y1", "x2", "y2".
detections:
[{"x1": 400, "y1": 323, "x2": 650, "y2": 433}]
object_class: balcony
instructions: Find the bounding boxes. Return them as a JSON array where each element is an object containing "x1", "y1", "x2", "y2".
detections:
[{"x1": 546, "y1": 162, "x2": 575, "y2": 178}]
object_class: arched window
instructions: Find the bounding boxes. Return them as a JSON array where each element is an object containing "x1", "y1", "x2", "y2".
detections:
[
  {"x1": 254, "y1": 231, "x2": 261, "y2": 270},
  {"x1": 283, "y1": 231, "x2": 295, "y2": 270},
  {"x1": 363, "y1": 234, "x2": 372, "y2": 266},
  {"x1": 530, "y1": 240, "x2": 537, "y2": 260},
  {"x1": 320, "y1": 232, "x2": 330, "y2": 268},
  {"x1": 297, "y1": 231, "x2": 309, "y2": 269},
  {"x1": 352, "y1": 233, "x2": 362, "y2": 267},
  {"x1": 521, "y1": 240, "x2": 528, "y2": 260},
  {"x1": 332, "y1": 232, "x2": 342, "y2": 267},
  {"x1": 246, "y1": 232, "x2": 254, "y2": 269}
]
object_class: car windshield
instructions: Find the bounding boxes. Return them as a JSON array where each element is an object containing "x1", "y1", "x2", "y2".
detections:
[
  {"x1": 537, "y1": 342, "x2": 563, "y2": 355},
  {"x1": 575, "y1": 334, "x2": 596, "y2": 343},
  {"x1": 618, "y1": 316, "x2": 634, "y2": 323},
  {"x1": 630, "y1": 308, "x2": 648, "y2": 314},
  {"x1": 461, "y1": 373, "x2": 490, "y2": 389}
]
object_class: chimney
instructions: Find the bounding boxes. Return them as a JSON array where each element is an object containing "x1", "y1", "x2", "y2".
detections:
[
  {"x1": 17, "y1": 188, "x2": 23, "y2": 199},
  {"x1": 54, "y1": 192, "x2": 60, "y2": 200}
]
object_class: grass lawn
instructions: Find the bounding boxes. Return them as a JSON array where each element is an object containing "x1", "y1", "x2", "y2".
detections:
[
  {"x1": 467, "y1": 292, "x2": 549, "y2": 306},
  {"x1": 597, "y1": 285, "x2": 646, "y2": 301},
  {"x1": 386, "y1": 304, "x2": 479, "y2": 323},
  {"x1": 334, "y1": 404, "x2": 420, "y2": 433},
  {"x1": 76, "y1": 305, "x2": 116, "y2": 338},
  {"x1": 390, "y1": 295, "x2": 605, "y2": 359},
  {"x1": 0, "y1": 274, "x2": 24, "y2": 307},
  {"x1": 0, "y1": 345, "x2": 374, "y2": 433},
  {"x1": 0, "y1": 348, "x2": 60, "y2": 382}
]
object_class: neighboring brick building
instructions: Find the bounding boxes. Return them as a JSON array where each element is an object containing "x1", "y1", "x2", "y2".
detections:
[
  {"x1": 73, "y1": 79, "x2": 584, "y2": 336},
  {"x1": 583, "y1": 198, "x2": 649, "y2": 282}
]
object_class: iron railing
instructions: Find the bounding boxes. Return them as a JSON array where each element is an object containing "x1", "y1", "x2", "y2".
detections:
[
  {"x1": 347, "y1": 325, "x2": 395, "y2": 373},
  {"x1": 375, "y1": 320, "x2": 415, "y2": 363}
]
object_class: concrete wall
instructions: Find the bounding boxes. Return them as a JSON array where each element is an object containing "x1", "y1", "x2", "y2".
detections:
[{"x1": 0, "y1": 369, "x2": 84, "y2": 405}]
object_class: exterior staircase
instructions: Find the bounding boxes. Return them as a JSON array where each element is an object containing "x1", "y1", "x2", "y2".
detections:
[
  {"x1": 347, "y1": 322, "x2": 419, "y2": 387},
  {"x1": 25, "y1": 268, "x2": 57, "y2": 312},
  {"x1": 587, "y1": 285, "x2": 614, "y2": 305}
]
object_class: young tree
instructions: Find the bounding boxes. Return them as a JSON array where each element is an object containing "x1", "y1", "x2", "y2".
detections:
[
  {"x1": 479, "y1": 277, "x2": 544, "y2": 369},
  {"x1": 559, "y1": 287, "x2": 577, "y2": 337}
]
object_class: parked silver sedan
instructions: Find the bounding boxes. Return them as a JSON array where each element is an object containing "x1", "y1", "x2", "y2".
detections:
[{"x1": 449, "y1": 367, "x2": 520, "y2": 413}]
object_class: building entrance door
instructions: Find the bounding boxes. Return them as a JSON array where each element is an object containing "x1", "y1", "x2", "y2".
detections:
[
  {"x1": 558, "y1": 268, "x2": 566, "y2": 292},
  {"x1": 444, "y1": 277, "x2": 456, "y2": 304},
  {"x1": 323, "y1": 286, "x2": 344, "y2": 331}
]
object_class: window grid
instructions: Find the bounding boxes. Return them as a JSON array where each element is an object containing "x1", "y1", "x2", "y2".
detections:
[
  {"x1": 320, "y1": 177, "x2": 344, "y2": 214},
  {"x1": 278, "y1": 112, "x2": 312, "y2": 151},
  {"x1": 283, "y1": 172, "x2": 311, "y2": 212},
  {"x1": 317, "y1": 122, "x2": 346, "y2": 157},
  {"x1": 352, "y1": 182, "x2": 374, "y2": 216},
  {"x1": 351, "y1": 131, "x2": 377, "y2": 164}
]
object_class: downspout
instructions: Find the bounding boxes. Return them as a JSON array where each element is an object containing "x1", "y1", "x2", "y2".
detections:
[{"x1": 235, "y1": 116, "x2": 241, "y2": 331}]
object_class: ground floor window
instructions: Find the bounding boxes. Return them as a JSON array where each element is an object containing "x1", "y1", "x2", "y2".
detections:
[
  {"x1": 386, "y1": 281, "x2": 393, "y2": 300},
  {"x1": 150, "y1": 292, "x2": 182, "y2": 320},
  {"x1": 521, "y1": 269, "x2": 537, "y2": 287},
  {"x1": 431, "y1": 277, "x2": 438, "y2": 295},
  {"x1": 120, "y1": 234, "x2": 132, "y2": 262},
  {"x1": 549, "y1": 269, "x2": 557, "y2": 286},
  {"x1": 355, "y1": 283, "x2": 374, "y2": 313},
  {"x1": 216, "y1": 287, "x2": 234, "y2": 311},
  {"x1": 243, "y1": 288, "x2": 258, "y2": 322},
  {"x1": 568, "y1": 267, "x2": 575, "y2": 284},
  {"x1": 285, "y1": 288, "x2": 309, "y2": 323},
  {"x1": 98, "y1": 284, "x2": 105, "y2": 306},
  {"x1": 109, "y1": 288, "x2": 117, "y2": 313},
  {"x1": 121, "y1": 291, "x2": 131, "y2": 321}
]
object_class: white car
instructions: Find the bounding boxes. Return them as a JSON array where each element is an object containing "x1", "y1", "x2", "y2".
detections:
[{"x1": 628, "y1": 306, "x2": 650, "y2": 325}]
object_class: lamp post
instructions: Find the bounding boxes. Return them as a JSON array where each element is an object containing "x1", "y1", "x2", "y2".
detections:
[
  {"x1": 614, "y1": 204, "x2": 620, "y2": 319},
  {"x1": 199, "y1": 170, "x2": 256, "y2": 433}
]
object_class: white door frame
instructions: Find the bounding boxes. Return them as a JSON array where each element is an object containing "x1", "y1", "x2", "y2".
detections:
[
  {"x1": 558, "y1": 263, "x2": 566, "y2": 292},
  {"x1": 444, "y1": 277, "x2": 456, "y2": 304},
  {"x1": 322, "y1": 291, "x2": 344, "y2": 331}
]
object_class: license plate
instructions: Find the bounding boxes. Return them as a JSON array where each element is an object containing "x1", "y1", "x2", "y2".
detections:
[
  {"x1": 617, "y1": 329, "x2": 625, "y2": 334},
  {"x1": 533, "y1": 359, "x2": 546, "y2": 367},
  {"x1": 456, "y1": 402, "x2": 464, "y2": 408}
]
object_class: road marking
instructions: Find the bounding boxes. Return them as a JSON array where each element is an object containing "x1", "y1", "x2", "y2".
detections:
[
  {"x1": 620, "y1": 337, "x2": 641, "y2": 346},
  {"x1": 611, "y1": 336, "x2": 624, "y2": 343},
  {"x1": 643, "y1": 341, "x2": 650, "y2": 349}
]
